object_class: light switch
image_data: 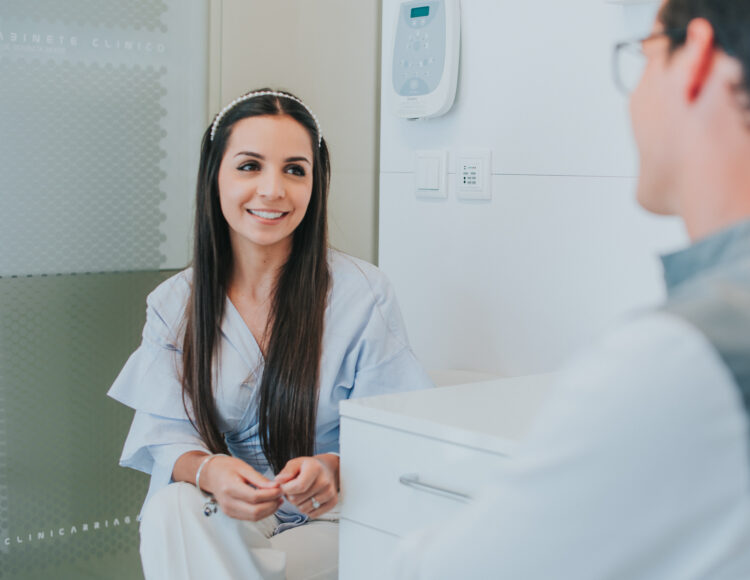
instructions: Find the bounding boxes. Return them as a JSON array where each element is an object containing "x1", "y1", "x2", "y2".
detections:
[
  {"x1": 415, "y1": 150, "x2": 447, "y2": 199},
  {"x1": 418, "y1": 157, "x2": 440, "y2": 190}
]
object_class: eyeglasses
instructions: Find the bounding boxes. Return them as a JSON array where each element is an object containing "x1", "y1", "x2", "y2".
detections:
[{"x1": 612, "y1": 29, "x2": 687, "y2": 95}]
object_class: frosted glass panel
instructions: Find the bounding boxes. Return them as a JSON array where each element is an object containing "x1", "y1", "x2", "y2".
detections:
[
  {"x1": 0, "y1": 271, "x2": 174, "y2": 579},
  {"x1": 0, "y1": 0, "x2": 207, "y2": 576},
  {"x1": 0, "y1": 1, "x2": 168, "y2": 31},
  {"x1": 0, "y1": 0, "x2": 207, "y2": 275},
  {"x1": 0, "y1": 59, "x2": 168, "y2": 275}
]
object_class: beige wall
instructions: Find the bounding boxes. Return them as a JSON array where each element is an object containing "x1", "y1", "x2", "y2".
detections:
[{"x1": 210, "y1": 0, "x2": 382, "y2": 264}]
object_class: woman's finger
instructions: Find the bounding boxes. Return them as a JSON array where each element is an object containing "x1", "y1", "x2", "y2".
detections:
[
  {"x1": 238, "y1": 463, "x2": 279, "y2": 489},
  {"x1": 285, "y1": 466, "x2": 334, "y2": 505},
  {"x1": 306, "y1": 493, "x2": 339, "y2": 519},
  {"x1": 201, "y1": 456, "x2": 277, "y2": 497},
  {"x1": 279, "y1": 459, "x2": 319, "y2": 496},
  {"x1": 226, "y1": 482, "x2": 283, "y2": 506},
  {"x1": 292, "y1": 482, "x2": 337, "y2": 513},
  {"x1": 274, "y1": 458, "x2": 302, "y2": 485},
  {"x1": 220, "y1": 496, "x2": 284, "y2": 522}
]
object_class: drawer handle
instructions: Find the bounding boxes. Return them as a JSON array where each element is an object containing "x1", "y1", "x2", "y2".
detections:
[{"x1": 398, "y1": 473, "x2": 472, "y2": 504}]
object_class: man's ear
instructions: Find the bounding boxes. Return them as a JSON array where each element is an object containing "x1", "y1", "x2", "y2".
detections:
[{"x1": 683, "y1": 18, "x2": 717, "y2": 102}]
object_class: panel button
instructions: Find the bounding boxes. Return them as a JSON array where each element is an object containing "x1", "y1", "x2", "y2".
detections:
[{"x1": 400, "y1": 76, "x2": 429, "y2": 95}]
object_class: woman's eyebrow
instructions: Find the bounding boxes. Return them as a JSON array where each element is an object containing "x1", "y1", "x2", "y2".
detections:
[{"x1": 232, "y1": 152, "x2": 310, "y2": 165}]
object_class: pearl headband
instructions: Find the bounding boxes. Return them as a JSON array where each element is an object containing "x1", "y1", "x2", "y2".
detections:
[{"x1": 209, "y1": 90, "x2": 323, "y2": 146}]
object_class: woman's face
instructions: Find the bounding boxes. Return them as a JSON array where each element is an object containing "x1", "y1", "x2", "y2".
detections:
[{"x1": 218, "y1": 114, "x2": 314, "y2": 255}]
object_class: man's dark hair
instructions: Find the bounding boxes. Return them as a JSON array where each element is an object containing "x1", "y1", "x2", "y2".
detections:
[{"x1": 661, "y1": 0, "x2": 750, "y2": 109}]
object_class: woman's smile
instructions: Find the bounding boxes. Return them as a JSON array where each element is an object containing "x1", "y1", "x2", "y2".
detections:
[{"x1": 246, "y1": 208, "x2": 290, "y2": 223}]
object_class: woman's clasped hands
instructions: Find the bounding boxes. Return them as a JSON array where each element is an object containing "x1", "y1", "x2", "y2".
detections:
[
  {"x1": 275, "y1": 454, "x2": 340, "y2": 518},
  {"x1": 200, "y1": 453, "x2": 339, "y2": 521}
]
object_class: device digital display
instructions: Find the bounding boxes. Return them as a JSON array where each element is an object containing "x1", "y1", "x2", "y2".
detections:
[{"x1": 410, "y1": 6, "x2": 430, "y2": 18}]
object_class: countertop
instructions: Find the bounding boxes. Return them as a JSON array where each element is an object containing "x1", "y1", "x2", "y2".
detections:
[{"x1": 340, "y1": 373, "x2": 556, "y2": 456}]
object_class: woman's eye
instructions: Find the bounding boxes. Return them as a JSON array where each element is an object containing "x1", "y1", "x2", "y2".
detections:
[
  {"x1": 286, "y1": 165, "x2": 306, "y2": 177},
  {"x1": 238, "y1": 161, "x2": 260, "y2": 172}
]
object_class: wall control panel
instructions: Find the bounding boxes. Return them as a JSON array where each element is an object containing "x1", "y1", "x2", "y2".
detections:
[
  {"x1": 457, "y1": 149, "x2": 492, "y2": 200},
  {"x1": 391, "y1": 0, "x2": 460, "y2": 119}
]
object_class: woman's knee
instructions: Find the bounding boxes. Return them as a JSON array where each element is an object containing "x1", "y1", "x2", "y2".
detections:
[{"x1": 141, "y1": 482, "x2": 202, "y2": 528}]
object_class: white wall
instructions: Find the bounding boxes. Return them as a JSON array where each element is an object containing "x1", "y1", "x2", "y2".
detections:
[
  {"x1": 379, "y1": 0, "x2": 687, "y2": 376},
  {"x1": 215, "y1": 0, "x2": 381, "y2": 263}
]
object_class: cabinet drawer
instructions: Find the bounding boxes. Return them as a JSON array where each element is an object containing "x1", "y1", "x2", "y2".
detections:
[
  {"x1": 339, "y1": 519, "x2": 399, "y2": 580},
  {"x1": 339, "y1": 416, "x2": 510, "y2": 537}
]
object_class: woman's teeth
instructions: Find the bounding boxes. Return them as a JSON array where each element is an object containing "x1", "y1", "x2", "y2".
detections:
[{"x1": 248, "y1": 209, "x2": 286, "y2": 220}]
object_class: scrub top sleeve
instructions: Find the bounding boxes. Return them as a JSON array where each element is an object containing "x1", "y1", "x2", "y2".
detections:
[
  {"x1": 120, "y1": 410, "x2": 207, "y2": 476},
  {"x1": 108, "y1": 299, "x2": 189, "y2": 419},
  {"x1": 349, "y1": 274, "x2": 434, "y2": 398},
  {"x1": 122, "y1": 411, "x2": 209, "y2": 514},
  {"x1": 108, "y1": 280, "x2": 211, "y2": 504},
  {"x1": 120, "y1": 411, "x2": 210, "y2": 505},
  {"x1": 352, "y1": 347, "x2": 434, "y2": 398}
]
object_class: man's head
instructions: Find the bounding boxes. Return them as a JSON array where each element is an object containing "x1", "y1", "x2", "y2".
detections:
[{"x1": 629, "y1": 0, "x2": 750, "y2": 225}]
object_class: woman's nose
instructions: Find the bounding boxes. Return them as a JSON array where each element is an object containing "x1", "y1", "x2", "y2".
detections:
[{"x1": 256, "y1": 170, "x2": 285, "y2": 199}]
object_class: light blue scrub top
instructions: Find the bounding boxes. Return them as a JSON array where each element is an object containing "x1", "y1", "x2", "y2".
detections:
[{"x1": 108, "y1": 250, "x2": 434, "y2": 521}]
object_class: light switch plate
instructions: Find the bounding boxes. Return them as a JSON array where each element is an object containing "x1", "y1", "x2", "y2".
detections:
[
  {"x1": 415, "y1": 150, "x2": 448, "y2": 199},
  {"x1": 457, "y1": 149, "x2": 492, "y2": 201}
]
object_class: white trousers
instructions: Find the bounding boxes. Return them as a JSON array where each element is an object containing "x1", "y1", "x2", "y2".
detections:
[{"x1": 139, "y1": 482, "x2": 339, "y2": 580}]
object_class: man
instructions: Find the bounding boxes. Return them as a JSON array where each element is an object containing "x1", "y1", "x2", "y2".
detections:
[{"x1": 397, "y1": 1, "x2": 750, "y2": 577}]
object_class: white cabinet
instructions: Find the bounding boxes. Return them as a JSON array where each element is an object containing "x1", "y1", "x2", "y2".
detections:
[{"x1": 338, "y1": 374, "x2": 555, "y2": 579}]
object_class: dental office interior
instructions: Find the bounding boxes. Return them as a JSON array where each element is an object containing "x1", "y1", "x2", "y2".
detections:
[{"x1": 6, "y1": 0, "x2": 734, "y2": 577}]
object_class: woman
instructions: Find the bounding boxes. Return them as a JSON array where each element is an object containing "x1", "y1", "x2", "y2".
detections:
[{"x1": 108, "y1": 89, "x2": 433, "y2": 579}]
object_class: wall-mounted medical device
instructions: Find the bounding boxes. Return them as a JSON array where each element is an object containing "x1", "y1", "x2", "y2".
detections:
[{"x1": 391, "y1": 0, "x2": 460, "y2": 119}]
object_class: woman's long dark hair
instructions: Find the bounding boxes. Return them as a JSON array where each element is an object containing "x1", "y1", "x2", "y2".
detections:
[{"x1": 182, "y1": 89, "x2": 331, "y2": 474}]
